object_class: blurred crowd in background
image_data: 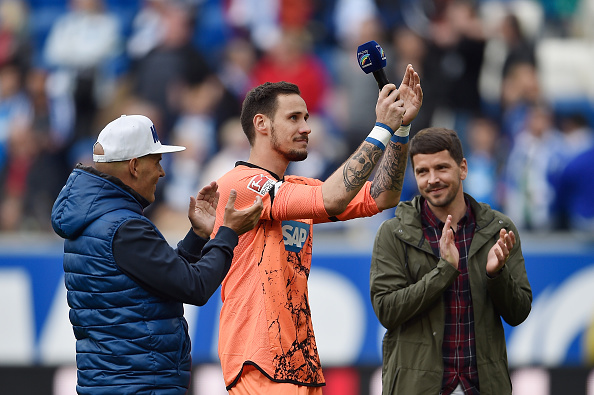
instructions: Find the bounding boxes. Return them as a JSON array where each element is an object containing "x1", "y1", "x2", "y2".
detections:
[{"x1": 0, "y1": 0, "x2": 593, "y2": 236}]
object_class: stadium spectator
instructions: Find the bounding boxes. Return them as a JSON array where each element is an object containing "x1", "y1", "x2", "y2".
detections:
[
  {"x1": 0, "y1": 0, "x2": 30, "y2": 69},
  {"x1": 163, "y1": 78, "x2": 225, "y2": 213},
  {"x1": 502, "y1": 103, "x2": 563, "y2": 231},
  {"x1": 424, "y1": 0, "x2": 486, "y2": 150},
  {"x1": 499, "y1": 60, "x2": 541, "y2": 141},
  {"x1": 249, "y1": 27, "x2": 332, "y2": 115},
  {"x1": 126, "y1": 0, "x2": 168, "y2": 61},
  {"x1": 128, "y1": 1, "x2": 213, "y2": 141},
  {"x1": 463, "y1": 116, "x2": 505, "y2": 210},
  {"x1": 549, "y1": 123, "x2": 594, "y2": 231},
  {"x1": 43, "y1": 0, "x2": 122, "y2": 146}
]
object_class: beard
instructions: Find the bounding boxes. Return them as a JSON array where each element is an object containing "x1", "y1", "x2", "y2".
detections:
[
  {"x1": 421, "y1": 178, "x2": 460, "y2": 209},
  {"x1": 271, "y1": 124, "x2": 308, "y2": 162}
]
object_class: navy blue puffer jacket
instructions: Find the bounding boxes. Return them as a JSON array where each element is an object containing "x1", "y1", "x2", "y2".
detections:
[{"x1": 51, "y1": 168, "x2": 191, "y2": 395}]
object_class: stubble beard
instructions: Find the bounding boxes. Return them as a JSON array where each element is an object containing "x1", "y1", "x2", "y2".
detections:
[
  {"x1": 422, "y1": 179, "x2": 460, "y2": 209},
  {"x1": 270, "y1": 124, "x2": 308, "y2": 162}
]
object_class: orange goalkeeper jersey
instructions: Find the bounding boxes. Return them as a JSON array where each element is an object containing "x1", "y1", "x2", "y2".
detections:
[{"x1": 212, "y1": 161, "x2": 380, "y2": 389}]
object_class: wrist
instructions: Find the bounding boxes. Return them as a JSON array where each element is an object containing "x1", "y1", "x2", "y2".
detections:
[
  {"x1": 374, "y1": 122, "x2": 394, "y2": 135},
  {"x1": 395, "y1": 123, "x2": 410, "y2": 137},
  {"x1": 486, "y1": 265, "x2": 505, "y2": 278},
  {"x1": 390, "y1": 123, "x2": 410, "y2": 144},
  {"x1": 365, "y1": 123, "x2": 393, "y2": 150},
  {"x1": 191, "y1": 226, "x2": 210, "y2": 239}
]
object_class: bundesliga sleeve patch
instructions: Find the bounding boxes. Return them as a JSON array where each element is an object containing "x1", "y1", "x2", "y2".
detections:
[{"x1": 247, "y1": 174, "x2": 276, "y2": 196}]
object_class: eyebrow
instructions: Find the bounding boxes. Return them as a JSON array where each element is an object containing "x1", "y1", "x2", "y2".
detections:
[
  {"x1": 415, "y1": 161, "x2": 451, "y2": 172},
  {"x1": 287, "y1": 109, "x2": 308, "y2": 118}
]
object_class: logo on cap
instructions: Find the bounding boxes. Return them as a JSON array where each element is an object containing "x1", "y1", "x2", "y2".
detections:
[{"x1": 150, "y1": 125, "x2": 159, "y2": 143}]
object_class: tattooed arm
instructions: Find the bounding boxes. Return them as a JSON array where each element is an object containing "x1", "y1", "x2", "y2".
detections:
[
  {"x1": 371, "y1": 140, "x2": 409, "y2": 210},
  {"x1": 371, "y1": 64, "x2": 423, "y2": 210},
  {"x1": 320, "y1": 65, "x2": 422, "y2": 216},
  {"x1": 321, "y1": 84, "x2": 405, "y2": 216}
]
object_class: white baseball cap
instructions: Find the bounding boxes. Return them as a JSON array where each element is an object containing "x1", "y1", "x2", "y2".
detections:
[{"x1": 93, "y1": 115, "x2": 185, "y2": 163}]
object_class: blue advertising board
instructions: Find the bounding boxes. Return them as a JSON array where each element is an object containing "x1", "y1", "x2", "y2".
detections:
[{"x1": 1, "y1": 233, "x2": 593, "y2": 368}]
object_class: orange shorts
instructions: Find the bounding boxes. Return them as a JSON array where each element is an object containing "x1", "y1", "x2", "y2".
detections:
[{"x1": 228, "y1": 364, "x2": 324, "y2": 395}]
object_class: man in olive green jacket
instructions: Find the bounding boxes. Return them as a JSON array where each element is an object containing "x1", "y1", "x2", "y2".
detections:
[{"x1": 370, "y1": 127, "x2": 532, "y2": 395}]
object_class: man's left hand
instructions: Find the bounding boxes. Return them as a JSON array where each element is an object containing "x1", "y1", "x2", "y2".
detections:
[
  {"x1": 399, "y1": 64, "x2": 423, "y2": 126},
  {"x1": 486, "y1": 228, "x2": 515, "y2": 276}
]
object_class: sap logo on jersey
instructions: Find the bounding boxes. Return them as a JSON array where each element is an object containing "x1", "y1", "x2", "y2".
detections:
[
  {"x1": 248, "y1": 174, "x2": 275, "y2": 196},
  {"x1": 282, "y1": 221, "x2": 310, "y2": 252}
]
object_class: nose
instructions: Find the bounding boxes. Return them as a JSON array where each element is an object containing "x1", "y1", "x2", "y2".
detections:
[
  {"x1": 427, "y1": 170, "x2": 439, "y2": 185},
  {"x1": 301, "y1": 120, "x2": 311, "y2": 135}
]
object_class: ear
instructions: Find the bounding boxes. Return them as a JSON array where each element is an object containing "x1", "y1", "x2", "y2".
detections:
[
  {"x1": 254, "y1": 114, "x2": 270, "y2": 137},
  {"x1": 459, "y1": 158, "x2": 468, "y2": 181},
  {"x1": 128, "y1": 158, "x2": 140, "y2": 178}
]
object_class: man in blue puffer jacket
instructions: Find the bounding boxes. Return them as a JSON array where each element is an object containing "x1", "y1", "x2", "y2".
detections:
[{"x1": 51, "y1": 114, "x2": 263, "y2": 395}]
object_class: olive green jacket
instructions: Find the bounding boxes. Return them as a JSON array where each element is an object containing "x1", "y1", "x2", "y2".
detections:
[{"x1": 370, "y1": 194, "x2": 532, "y2": 395}]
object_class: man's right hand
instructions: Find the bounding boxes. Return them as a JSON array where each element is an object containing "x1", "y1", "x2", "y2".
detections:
[
  {"x1": 375, "y1": 83, "x2": 406, "y2": 132},
  {"x1": 439, "y1": 215, "x2": 459, "y2": 269},
  {"x1": 223, "y1": 189, "x2": 263, "y2": 235}
]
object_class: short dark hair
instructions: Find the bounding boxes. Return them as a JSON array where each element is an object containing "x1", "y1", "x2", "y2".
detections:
[
  {"x1": 409, "y1": 127, "x2": 464, "y2": 168},
  {"x1": 240, "y1": 81, "x2": 301, "y2": 145}
]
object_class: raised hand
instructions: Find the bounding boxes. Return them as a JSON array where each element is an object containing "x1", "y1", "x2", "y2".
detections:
[
  {"x1": 223, "y1": 189, "x2": 263, "y2": 236},
  {"x1": 399, "y1": 64, "x2": 423, "y2": 126},
  {"x1": 189, "y1": 181, "x2": 220, "y2": 238},
  {"x1": 439, "y1": 215, "x2": 459, "y2": 269},
  {"x1": 487, "y1": 228, "x2": 515, "y2": 276},
  {"x1": 375, "y1": 83, "x2": 406, "y2": 132}
]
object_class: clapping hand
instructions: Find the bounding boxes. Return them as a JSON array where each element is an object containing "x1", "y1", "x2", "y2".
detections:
[
  {"x1": 189, "y1": 181, "x2": 219, "y2": 238},
  {"x1": 439, "y1": 215, "x2": 459, "y2": 269},
  {"x1": 399, "y1": 64, "x2": 423, "y2": 126},
  {"x1": 487, "y1": 228, "x2": 515, "y2": 276},
  {"x1": 223, "y1": 189, "x2": 263, "y2": 236}
]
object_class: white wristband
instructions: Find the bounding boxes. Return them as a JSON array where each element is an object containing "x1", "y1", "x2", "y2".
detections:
[
  {"x1": 365, "y1": 125, "x2": 393, "y2": 150},
  {"x1": 395, "y1": 124, "x2": 411, "y2": 137}
]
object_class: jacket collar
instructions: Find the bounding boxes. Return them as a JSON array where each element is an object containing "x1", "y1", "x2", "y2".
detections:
[{"x1": 409, "y1": 193, "x2": 496, "y2": 230}]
